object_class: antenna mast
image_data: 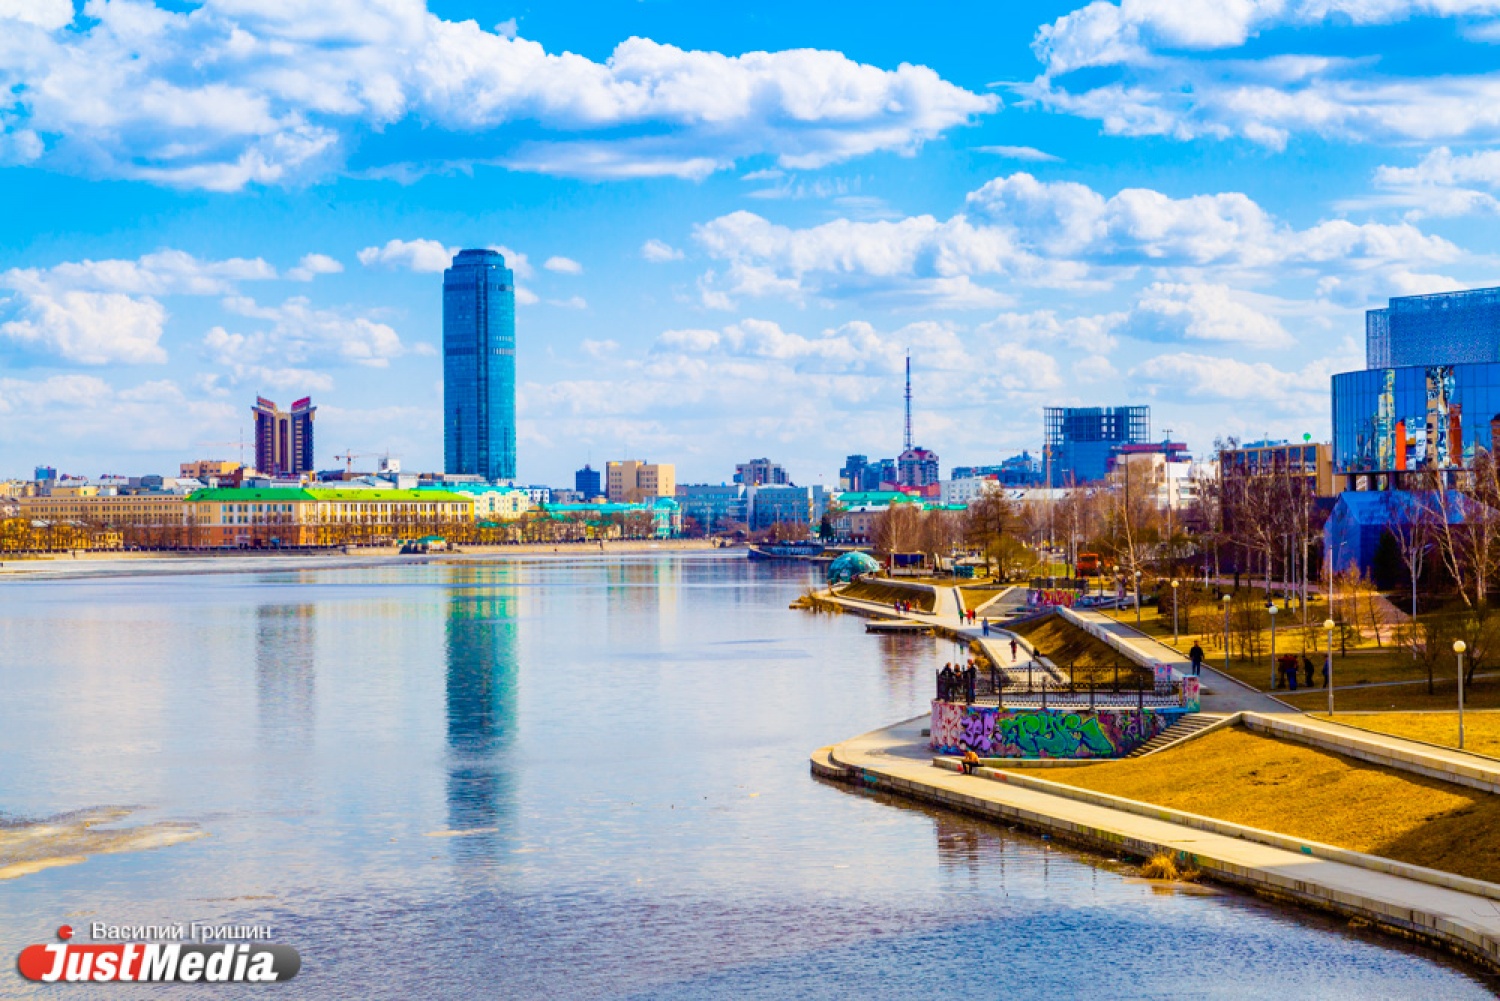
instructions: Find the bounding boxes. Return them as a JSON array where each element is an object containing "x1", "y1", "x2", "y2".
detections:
[{"x1": 903, "y1": 353, "x2": 913, "y2": 452}]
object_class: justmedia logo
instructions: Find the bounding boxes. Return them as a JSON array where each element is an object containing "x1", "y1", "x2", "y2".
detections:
[{"x1": 17, "y1": 925, "x2": 301, "y2": 983}]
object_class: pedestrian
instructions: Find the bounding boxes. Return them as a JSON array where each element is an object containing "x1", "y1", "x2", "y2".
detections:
[
  {"x1": 1321, "y1": 655, "x2": 1330, "y2": 689},
  {"x1": 1188, "y1": 641, "x2": 1204, "y2": 677},
  {"x1": 982, "y1": 617, "x2": 990, "y2": 636},
  {"x1": 939, "y1": 664, "x2": 953, "y2": 700},
  {"x1": 1303, "y1": 653, "x2": 1314, "y2": 689},
  {"x1": 1009, "y1": 638, "x2": 1019, "y2": 661},
  {"x1": 964, "y1": 663, "x2": 977, "y2": 704}
]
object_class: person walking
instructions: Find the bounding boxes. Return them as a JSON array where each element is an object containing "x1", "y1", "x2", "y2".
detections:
[
  {"x1": 1009, "y1": 638, "x2": 1019, "y2": 661},
  {"x1": 1303, "y1": 653, "x2": 1315, "y2": 689},
  {"x1": 982, "y1": 617, "x2": 990, "y2": 636},
  {"x1": 1188, "y1": 641, "x2": 1204, "y2": 677}
]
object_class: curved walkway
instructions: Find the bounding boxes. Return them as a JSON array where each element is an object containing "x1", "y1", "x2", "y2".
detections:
[{"x1": 815, "y1": 716, "x2": 1500, "y2": 974}]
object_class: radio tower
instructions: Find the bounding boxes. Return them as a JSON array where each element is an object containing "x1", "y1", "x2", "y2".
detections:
[{"x1": 903, "y1": 352, "x2": 913, "y2": 452}]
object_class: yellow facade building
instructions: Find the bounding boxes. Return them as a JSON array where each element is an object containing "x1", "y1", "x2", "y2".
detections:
[{"x1": 606, "y1": 460, "x2": 676, "y2": 503}]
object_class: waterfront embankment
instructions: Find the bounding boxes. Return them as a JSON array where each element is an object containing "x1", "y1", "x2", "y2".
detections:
[
  {"x1": 813, "y1": 715, "x2": 1500, "y2": 975},
  {"x1": 0, "y1": 539, "x2": 728, "y2": 579}
]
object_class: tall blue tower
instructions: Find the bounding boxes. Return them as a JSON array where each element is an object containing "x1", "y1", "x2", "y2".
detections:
[{"x1": 443, "y1": 249, "x2": 516, "y2": 482}]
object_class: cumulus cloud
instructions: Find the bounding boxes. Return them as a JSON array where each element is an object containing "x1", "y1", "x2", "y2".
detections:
[
  {"x1": 0, "y1": 1, "x2": 994, "y2": 189},
  {"x1": 1129, "y1": 351, "x2": 1332, "y2": 405},
  {"x1": 2, "y1": 250, "x2": 276, "y2": 297},
  {"x1": 1363, "y1": 146, "x2": 1500, "y2": 217},
  {"x1": 287, "y1": 253, "x2": 344, "y2": 281},
  {"x1": 1123, "y1": 283, "x2": 1294, "y2": 348},
  {"x1": 0, "y1": 374, "x2": 241, "y2": 459},
  {"x1": 0, "y1": 291, "x2": 169, "y2": 364},
  {"x1": 1027, "y1": 1, "x2": 1500, "y2": 146},
  {"x1": 977, "y1": 309, "x2": 1123, "y2": 354},
  {"x1": 204, "y1": 295, "x2": 407, "y2": 393},
  {"x1": 357, "y1": 238, "x2": 457, "y2": 273},
  {"x1": 691, "y1": 173, "x2": 1456, "y2": 307},
  {"x1": 642, "y1": 239, "x2": 684, "y2": 262},
  {"x1": 975, "y1": 145, "x2": 1060, "y2": 162},
  {"x1": 543, "y1": 255, "x2": 582, "y2": 274}
]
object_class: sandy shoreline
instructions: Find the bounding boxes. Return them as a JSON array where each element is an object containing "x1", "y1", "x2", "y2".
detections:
[{"x1": 0, "y1": 539, "x2": 736, "y2": 580}]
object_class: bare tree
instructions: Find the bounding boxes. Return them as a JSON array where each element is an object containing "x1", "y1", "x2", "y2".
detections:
[
  {"x1": 964, "y1": 492, "x2": 1014, "y2": 580},
  {"x1": 873, "y1": 502, "x2": 924, "y2": 557}
]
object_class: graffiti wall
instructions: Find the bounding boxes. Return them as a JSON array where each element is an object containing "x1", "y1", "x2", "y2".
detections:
[{"x1": 930, "y1": 701, "x2": 1181, "y2": 759}]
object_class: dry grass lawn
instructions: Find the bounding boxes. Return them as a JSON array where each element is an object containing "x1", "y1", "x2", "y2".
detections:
[
  {"x1": 1283, "y1": 679, "x2": 1500, "y2": 712},
  {"x1": 1037, "y1": 727, "x2": 1500, "y2": 884},
  {"x1": 1011, "y1": 613, "x2": 1151, "y2": 686},
  {"x1": 1310, "y1": 712, "x2": 1500, "y2": 760}
]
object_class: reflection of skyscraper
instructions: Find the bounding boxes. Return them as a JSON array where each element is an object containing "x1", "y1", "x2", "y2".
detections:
[
  {"x1": 255, "y1": 603, "x2": 316, "y2": 744},
  {"x1": 445, "y1": 587, "x2": 518, "y2": 857},
  {"x1": 443, "y1": 249, "x2": 517, "y2": 482}
]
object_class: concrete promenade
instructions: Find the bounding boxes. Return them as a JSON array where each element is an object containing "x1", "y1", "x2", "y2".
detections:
[{"x1": 814, "y1": 716, "x2": 1500, "y2": 974}]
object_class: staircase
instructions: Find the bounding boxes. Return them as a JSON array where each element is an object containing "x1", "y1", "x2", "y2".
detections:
[{"x1": 1126, "y1": 713, "x2": 1219, "y2": 758}]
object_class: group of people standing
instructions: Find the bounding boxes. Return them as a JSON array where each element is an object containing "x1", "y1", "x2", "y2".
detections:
[
  {"x1": 893, "y1": 599, "x2": 917, "y2": 615},
  {"x1": 937, "y1": 661, "x2": 980, "y2": 703},
  {"x1": 1186, "y1": 640, "x2": 1329, "y2": 690}
]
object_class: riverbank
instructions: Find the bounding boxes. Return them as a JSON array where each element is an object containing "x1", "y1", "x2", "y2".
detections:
[
  {"x1": 813, "y1": 716, "x2": 1500, "y2": 976},
  {"x1": 0, "y1": 539, "x2": 732, "y2": 579}
]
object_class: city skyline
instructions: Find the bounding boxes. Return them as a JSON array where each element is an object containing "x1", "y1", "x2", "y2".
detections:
[{"x1": 5, "y1": 1, "x2": 1500, "y2": 483}]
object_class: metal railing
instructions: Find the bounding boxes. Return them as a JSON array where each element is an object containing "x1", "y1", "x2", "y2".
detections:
[{"x1": 936, "y1": 662, "x2": 1175, "y2": 710}]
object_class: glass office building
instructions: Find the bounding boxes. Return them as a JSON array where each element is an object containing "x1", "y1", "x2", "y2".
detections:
[
  {"x1": 1334, "y1": 286, "x2": 1500, "y2": 489},
  {"x1": 1043, "y1": 405, "x2": 1149, "y2": 486},
  {"x1": 444, "y1": 249, "x2": 516, "y2": 482}
]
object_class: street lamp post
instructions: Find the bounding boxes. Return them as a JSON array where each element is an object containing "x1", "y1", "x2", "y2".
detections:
[
  {"x1": 1324, "y1": 618, "x2": 1336, "y2": 716},
  {"x1": 1222, "y1": 594, "x2": 1232, "y2": 675},
  {"x1": 1268, "y1": 603, "x2": 1279, "y2": 689},
  {"x1": 1134, "y1": 569, "x2": 1142, "y2": 624},
  {"x1": 1454, "y1": 639, "x2": 1468, "y2": 750},
  {"x1": 1171, "y1": 579, "x2": 1180, "y2": 646}
]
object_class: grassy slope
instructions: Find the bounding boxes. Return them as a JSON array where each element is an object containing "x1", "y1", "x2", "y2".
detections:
[
  {"x1": 1038, "y1": 727, "x2": 1500, "y2": 884},
  {"x1": 837, "y1": 580, "x2": 936, "y2": 613},
  {"x1": 1309, "y1": 712, "x2": 1500, "y2": 759}
]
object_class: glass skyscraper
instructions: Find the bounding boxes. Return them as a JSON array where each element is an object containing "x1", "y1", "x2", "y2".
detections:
[{"x1": 444, "y1": 249, "x2": 516, "y2": 482}]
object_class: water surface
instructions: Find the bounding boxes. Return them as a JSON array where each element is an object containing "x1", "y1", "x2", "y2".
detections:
[{"x1": 0, "y1": 553, "x2": 1492, "y2": 998}]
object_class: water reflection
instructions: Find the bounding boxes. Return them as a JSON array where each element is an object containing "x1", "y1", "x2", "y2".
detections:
[
  {"x1": 255, "y1": 603, "x2": 316, "y2": 745},
  {"x1": 444, "y1": 585, "x2": 518, "y2": 862}
]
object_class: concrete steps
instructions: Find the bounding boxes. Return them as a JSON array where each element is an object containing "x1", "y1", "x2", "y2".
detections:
[{"x1": 1126, "y1": 713, "x2": 1218, "y2": 757}]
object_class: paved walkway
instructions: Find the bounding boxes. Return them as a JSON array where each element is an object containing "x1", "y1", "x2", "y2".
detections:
[
  {"x1": 1069, "y1": 609, "x2": 1292, "y2": 715},
  {"x1": 817, "y1": 716, "x2": 1500, "y2": 972}
]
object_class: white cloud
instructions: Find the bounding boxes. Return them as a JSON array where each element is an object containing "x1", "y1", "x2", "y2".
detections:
[
  {"x1": 0, "y1": 0, "x2": 73, "y2": 30},
  {"x1": 1124, "y1": 282, "x2": 1294, "y2": 348},
  {"x1": 691, "y1": 173, "x2": 1457, "y2": 307},
  {"x1": 977, "y1": 309, "x2": 1123, "y2": 354},
  {"x1": 547, "y1": 295, "x2": 588, "y2": 309},
  {"x1": 0, "y1": 374, "x2": 240, "y2": 459},
  {"x1": 0, "y1": 2, "x2": 994, "y2": 189},
  {"x1": 204, "y1": 296, "x2": 407, "y2": 383},
  {"x1": 993, "y1": 343, "x2": 1062, "y2": 389},
  {"x1": 287, "y1": 252, "x2": 344, "y2": 281},
  {"x1": 1129, "y1": 351, "x2": 1330, "y2": 403},
  {"x1": 357, "y1": 238, "x2": 456, "y2": 273},
  {"x1": 642, "y1": 239, "x2": 684, "y2": 262},
  {"x1": 543, "y1": 255, "x2": 582, "y2": 274},
  {"x1": 1034, "y1": 0, "x2": 1500, "y2": 75},
  {"x1": 0, "y1": 291, "x2": 169, "y2": 364},
  {"x1": 1028, "y1": 2, "x2": 1500, "y2": 146},
  {"x1": 975, "y1": 145, "x2": 1060, "y2": 162},
  {"x1": 1365, "y1": 146, "x2": 1500, "y2": 217},
  {"x1": 2, "y1": 250, "x2": 276, "y2": 297}
]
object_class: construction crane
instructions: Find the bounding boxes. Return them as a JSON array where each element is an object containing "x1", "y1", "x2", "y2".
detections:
[
  {"x1": 333, "y1": 450, "x2": 372, "y2": 473},
  {"x1": 194, "y1": 430, "x2": 248, "y2": 466}
]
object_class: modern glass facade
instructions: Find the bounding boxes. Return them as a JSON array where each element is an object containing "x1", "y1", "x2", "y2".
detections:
[
  {"x1": 1366, "y1": 287, "x2": 1500, "y2": 369},
  {"x1": 1335, "y1": 286, "x2": 1500, "y2": 488},
  {"x1": 1332, "y1": 363, "x2": 1500, "y2": 487},
  {"x1": 1043, "y1": 405, "x2": 1149, "y2": 486},
  {"x1": 444, "y1": 249, "x2": 516, "y2": 482}
]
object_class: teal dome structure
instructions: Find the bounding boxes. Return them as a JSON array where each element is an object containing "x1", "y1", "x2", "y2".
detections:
[{"x1": 827, "y1": 551, "x2": 880, "y2": 584}]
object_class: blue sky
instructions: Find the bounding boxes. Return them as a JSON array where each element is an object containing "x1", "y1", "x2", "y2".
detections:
[{"x1": 4, "y1": 1, "x2": 1500, "y2": 486}]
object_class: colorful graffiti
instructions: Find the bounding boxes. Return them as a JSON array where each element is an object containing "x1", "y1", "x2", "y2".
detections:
[
  {"x1": 930, "y1": 702, "x2": 1179, "y2": 759},
  {"x1": 1180, "y1": 677, "x2": 1200, "y2": 712},
  {"x1": 1028, "y1": 588, "x2": 1078, "y2": 608}
]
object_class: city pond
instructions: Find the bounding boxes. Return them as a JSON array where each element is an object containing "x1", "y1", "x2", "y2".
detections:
[{"x1": 0, "y1": 552, "x2": 1493, "y2": 998}]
